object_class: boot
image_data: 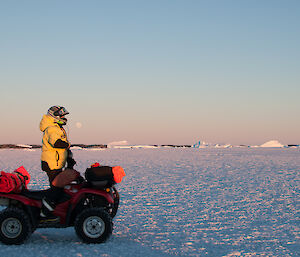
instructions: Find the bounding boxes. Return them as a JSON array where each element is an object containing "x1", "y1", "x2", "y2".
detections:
[
  {"x1": 40, "y1": 197, "x2": 57, "y2": 216},
  {"x1": 40, "y1": 186, "x2": 63, "y2": 222}
]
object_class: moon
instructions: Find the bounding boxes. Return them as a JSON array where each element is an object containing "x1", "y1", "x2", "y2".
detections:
[{"x1": 75, "y1": 122, "x2": 82, "y2": 128}]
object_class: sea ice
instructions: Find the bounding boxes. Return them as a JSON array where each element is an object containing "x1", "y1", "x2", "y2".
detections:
[{"x1": 0, "y1": 148, "x2": 299, "y2": 256}]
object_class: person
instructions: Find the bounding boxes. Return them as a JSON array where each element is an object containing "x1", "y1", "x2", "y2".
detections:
[{"x1": 39, "y1": 105, "x2": 76, "y2": 220}]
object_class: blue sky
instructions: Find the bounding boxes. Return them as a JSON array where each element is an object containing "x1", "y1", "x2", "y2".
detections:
[{"x1": 1, "y1": 0, "x2": 299, "y2": 145}]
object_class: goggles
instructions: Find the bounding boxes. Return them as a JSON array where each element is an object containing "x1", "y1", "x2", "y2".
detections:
[{"x1": 53, "y1": 107, "x2": 69, "y2": 117}]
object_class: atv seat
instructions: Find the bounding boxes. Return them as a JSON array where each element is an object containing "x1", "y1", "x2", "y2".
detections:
[{"x1": 21, "y1": 189, "x2": 71, "y2": 203}]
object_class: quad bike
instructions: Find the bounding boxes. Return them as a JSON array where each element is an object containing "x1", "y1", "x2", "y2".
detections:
[{"x1": 0, "y1": 163, "x2": 123, "y2": 245}]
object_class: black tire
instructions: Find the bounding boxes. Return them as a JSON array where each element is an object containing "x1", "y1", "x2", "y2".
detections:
[
  {"x1": 111, "y1": 187, "x2": 120, "y2": 218},
  {"x1": 0, "y1": 207, "x2": 32, "y2": 245},
  {"x1": 74, "y1": 207, "x2": 113, "y2": 244}
]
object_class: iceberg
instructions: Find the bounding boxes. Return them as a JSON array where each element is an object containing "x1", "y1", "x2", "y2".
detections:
[
  {"x1": 260, "y1": 140, "x2": 285, "y2": 148},
  {"x1": 107, "y1": 140, "x2": 130, "y2": 148}
]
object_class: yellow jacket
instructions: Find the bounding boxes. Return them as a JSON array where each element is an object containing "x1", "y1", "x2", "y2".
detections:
[{"x1": 40, "y1": 115, "x2": 70, "y2": 170}]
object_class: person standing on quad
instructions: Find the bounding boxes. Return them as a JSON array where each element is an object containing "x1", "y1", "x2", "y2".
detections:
[{"x1": 40, "y1": 105, "x2": 76, "y2": 219}]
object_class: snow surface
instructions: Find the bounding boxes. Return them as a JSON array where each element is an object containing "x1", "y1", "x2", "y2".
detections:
[{"x1": 0, "y1": 148, "x2": 299, "y2": 256}]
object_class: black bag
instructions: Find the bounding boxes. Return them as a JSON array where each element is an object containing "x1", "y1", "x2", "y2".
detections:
[{"x1": 85, "y1": 166, "x2": 114, "y2": 187}]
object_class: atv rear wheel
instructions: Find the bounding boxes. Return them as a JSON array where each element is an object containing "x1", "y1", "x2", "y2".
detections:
[
  {"x1": 0, "y1": 207, "x2": 32, "y2": 245},
  {"x1": 74, "y1": 207, "x2": 113, "y2": 244}
]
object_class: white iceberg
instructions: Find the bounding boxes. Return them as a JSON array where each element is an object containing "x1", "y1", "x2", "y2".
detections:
[
  {"x1": 107, "y1": 140, "x2": 130, "y2": 148},
  {"x1": 193, "y1": 140, "x2": 211, "y2": 148},
  {"x1": 16, "y1": 144, "x2": 32, "y2": 148},
  {"x1": 70, "y1": 146, "x2": 83, "y2": 150},
  {"x1": 260, "y1": 140, "x2": 285, "y2": 148}
]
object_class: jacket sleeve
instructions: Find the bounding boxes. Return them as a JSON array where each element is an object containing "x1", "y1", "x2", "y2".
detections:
[
  {"x1": 47, "y1": 126, "x2": 69, "y2": 148},
  {"x1": 54, "y1": 139, "x2": 69, "y2": 149}
]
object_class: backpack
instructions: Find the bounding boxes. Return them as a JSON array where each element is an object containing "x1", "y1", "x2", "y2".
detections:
[{"x1": 85, "y1": 164, "x2": 125, "y2": 188}]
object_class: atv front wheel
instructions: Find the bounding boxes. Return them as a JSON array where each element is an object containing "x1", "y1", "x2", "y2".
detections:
[
  {"x1": 0, "y1": 207, "x2": 32, "y2": 245},
  {"x1": 74, "y1": 207, "x2": 113, "y2": 243}
]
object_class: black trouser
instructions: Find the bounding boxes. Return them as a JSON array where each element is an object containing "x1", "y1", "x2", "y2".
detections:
[{"x1": 41, "y1": 161, "x2": 64, "y2": 204}]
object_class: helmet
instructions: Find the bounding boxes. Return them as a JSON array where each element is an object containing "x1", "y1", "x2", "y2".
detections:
[{"x1": 47, "y1": 106, "x2": 69, "y2": 125}]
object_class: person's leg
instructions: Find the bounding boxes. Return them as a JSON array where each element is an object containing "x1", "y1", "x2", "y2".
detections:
[{"x1": 41, "y1": 169, "x2": 64, "y2": 218}]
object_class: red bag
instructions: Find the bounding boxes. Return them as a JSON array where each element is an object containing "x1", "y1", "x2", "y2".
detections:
[{"x1": 0, "y1": 166, "x2": 30, "y2": 193}]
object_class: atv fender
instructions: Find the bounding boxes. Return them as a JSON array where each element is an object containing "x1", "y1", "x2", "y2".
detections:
[
  {"x1": 0, "y1": 193, "x2": 40, "y2": 208},
  {"x1": 71, "y1": 188, "x2": 114, "y2": 207},
  {"x1": 63, "y1": 188, "x2": 114, "y2": 226}
]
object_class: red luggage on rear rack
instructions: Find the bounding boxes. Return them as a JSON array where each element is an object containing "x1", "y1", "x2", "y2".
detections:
[{"x1": 0, "y1": 166, "x2": 30, "y2": 193}]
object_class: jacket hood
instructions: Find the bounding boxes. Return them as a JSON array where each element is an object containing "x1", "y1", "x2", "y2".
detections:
[{"x1": 40, "y1": 114, "x2": 57, "y2": 132}]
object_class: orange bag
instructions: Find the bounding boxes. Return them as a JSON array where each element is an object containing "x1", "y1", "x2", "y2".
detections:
[
  {"x1": 112, "y1": 166, "x2": 126, "y2": 183},
  {"x1": 52, "y1": 168, "x2": 80, "y2": 188}
]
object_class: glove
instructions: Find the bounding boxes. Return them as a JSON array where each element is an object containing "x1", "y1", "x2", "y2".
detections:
[
  {"x1": 75, "y1": 175, "x2": 85, "y2": 184},
  {"x1": 67, "y1": 149, "x2": 73, "y2": 158},
  {"x1": 67, "y1": 157, "x2": 76, "y2": 169}
]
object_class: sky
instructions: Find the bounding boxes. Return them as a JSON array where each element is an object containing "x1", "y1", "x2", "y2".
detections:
[{"x1": 1, "y1": 0, "x2": 299, "y2": 146}]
